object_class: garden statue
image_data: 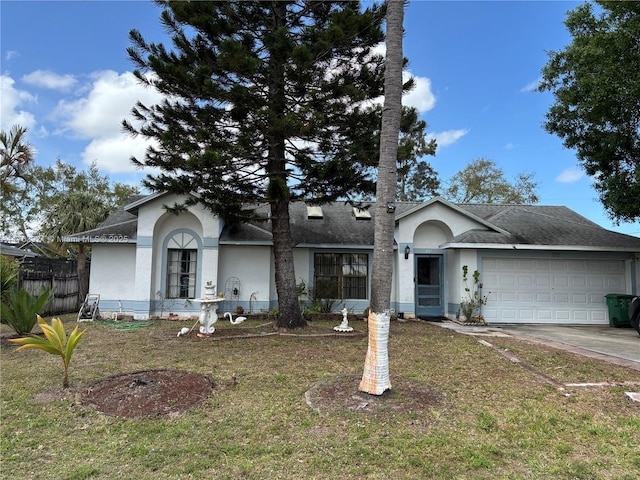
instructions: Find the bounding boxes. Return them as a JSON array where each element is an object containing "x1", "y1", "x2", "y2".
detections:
[
  {"x1": 177, "y1": 282, "x2": 248, "y2": 337},
  {"x1": 333, "y1": 307, "x2": 353, "y2": 332},
  {"x1": 193, "y1": 282, "x2": 223, "y2": 336}
]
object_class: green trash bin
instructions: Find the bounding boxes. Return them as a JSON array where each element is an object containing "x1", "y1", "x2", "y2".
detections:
[{"x1": 604, "y1": 294, "x2": 635, "y2": 328}]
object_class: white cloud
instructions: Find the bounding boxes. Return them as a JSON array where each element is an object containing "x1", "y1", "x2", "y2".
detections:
[
  {"x1": 362, "y1": 42, "x2": 436, "y2": 114},
  {"x1": 83, "y1": 134, "x2": 157, "y2": 175},
  {"x1": 504, "y1": 143, "x2": 514, "y2": 150},
  {"x1": 556, "y1": 167, "x2": 584, "y2": 183},
  {"x1": 0, "y1": 75, "x2": 37, "y2": 131},
  {"x1": 427, "y1": 129, "x2": 469, "y2": 148},
  {"x1": 521, "y1": 78, "x2": 540, "y2": 93},
  {"x1": 22, "y1": 70, "x2": 78, "y2": 91},
  {"x1": 403, "y1": 73, "x2": 436, "y2": 113},
  {"x1": 5, "y1": 51, "x2": 19, "y2": 62},
  {"x1": 51, "y1": 70, "x2": 164, "y2": 173}
]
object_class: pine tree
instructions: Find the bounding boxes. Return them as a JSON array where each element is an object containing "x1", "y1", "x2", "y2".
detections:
[{"x1": 124, "y1": 1, "x2": 389, "y2": 328}]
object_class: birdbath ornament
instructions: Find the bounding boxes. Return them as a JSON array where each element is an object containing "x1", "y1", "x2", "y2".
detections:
[
  {"x1": 195, "y1": 282, "x2": 223, "y2": 336},
  {"x1": 333, "y1": 307, "x2": 353, "y2": 332}
]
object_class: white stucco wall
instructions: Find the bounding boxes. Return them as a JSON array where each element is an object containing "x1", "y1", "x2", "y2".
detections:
[
  {"x1": 218, "y1": 245, "x2": 272, "y2": 310},
  {"x1": 89, "y1": 243, "x2": 136, "y2": 302},
  {"x1": 443, "y1": 249, "x2": 478, "y2": 319},
  {"x1": 414, "y1": 222, "x2": 450, "y2": 248}
]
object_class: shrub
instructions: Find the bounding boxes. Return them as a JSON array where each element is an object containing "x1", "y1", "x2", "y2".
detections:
[
  {"x1": 0, "y1": 255, "x2": 19, "y2": 301},
  {"x1": 460, "y1": 265, "x2": 489, "y2": 323},
  {"x1": 1, "y1": 287, "x2": 54, "y2": 335}
]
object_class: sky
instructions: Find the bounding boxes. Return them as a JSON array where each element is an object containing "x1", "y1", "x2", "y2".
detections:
[{"x1": 2, "y1": 0, "x2": 639, "y2": 237}]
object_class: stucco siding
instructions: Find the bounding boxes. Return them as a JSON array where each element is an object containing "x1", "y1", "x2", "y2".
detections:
[
  {"x1": 218, "y1": 245, "x2": 272, "y2": 312},
  {"x1": 89, "y1": 244, "x2": 136, "y2": 299}
]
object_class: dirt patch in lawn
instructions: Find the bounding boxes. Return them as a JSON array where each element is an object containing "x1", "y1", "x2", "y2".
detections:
[
  {"x1": 306, "y1": 375, "x2": 446, "y2": 415},
  {"x1": 78, "y1": 369, "x2": 214, "y2": 419}
]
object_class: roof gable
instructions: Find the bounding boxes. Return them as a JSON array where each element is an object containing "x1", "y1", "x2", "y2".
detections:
[{"x1": 395, "y1": 196, "x2": 510, "y2": 235}]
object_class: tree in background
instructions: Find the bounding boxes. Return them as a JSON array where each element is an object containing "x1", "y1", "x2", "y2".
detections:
[
  {"x1": 444, "y1": 158, "x2": 539, "y2": 204},
  {"x1": 1, "y1": 125, "x2": 36, "y2": 238},
  {"x1": 396, "y1": 107, "x2": 438, "y2": 201},
  {"x1": 1, "y1": 157, "x2": 138, "y2": 305},
  {"x1": 360, "y1": 0, "x2": 404, "y2": 396},
  {"x1": 0, "y1": 125, "x2": 34, "y2": 197},
  {"x1": 37, "y1": 160, "x2": 139, "y2": 305},
  {"x1": 538, "y1": 1, "x2": 640, "y2": 223},
  {"x1": 124, "y1": 1, "x2": 392, "y2": 329}
]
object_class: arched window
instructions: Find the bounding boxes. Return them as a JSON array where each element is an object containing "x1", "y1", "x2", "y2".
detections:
[{"x1": 165, "y1": 231, "x2": 199, "y2": 299}]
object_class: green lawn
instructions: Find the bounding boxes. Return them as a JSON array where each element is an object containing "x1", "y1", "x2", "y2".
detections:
[{"x1": 1, "y1": 317, "x2": 639, "y2": 479}]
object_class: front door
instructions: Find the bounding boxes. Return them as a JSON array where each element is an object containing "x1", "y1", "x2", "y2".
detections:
[{"x1": 415, "y1": 255, "x2": 444, "y2": 317}]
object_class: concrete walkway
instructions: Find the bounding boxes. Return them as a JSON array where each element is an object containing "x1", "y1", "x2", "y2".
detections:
[{"x1": 429, "y1": 321, "x2": 640, "y2": 372}]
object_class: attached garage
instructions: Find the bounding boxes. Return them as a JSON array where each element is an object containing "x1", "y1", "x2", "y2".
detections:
[{"x1": 481, "y1": 256, "x2": 627, "y2": 325}]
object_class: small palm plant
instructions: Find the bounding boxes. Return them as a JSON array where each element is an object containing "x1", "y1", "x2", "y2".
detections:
[
  {"x1": 9, "y1": 315, "x2": 87, "y2": 388},
  {"x1": 1, "y1": 287, "x2": 54, "y2": 335}
]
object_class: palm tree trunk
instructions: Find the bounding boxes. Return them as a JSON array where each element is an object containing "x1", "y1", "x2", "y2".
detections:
[{"x1": 360, "y1": 0, "x2": 404, "y2": 395}]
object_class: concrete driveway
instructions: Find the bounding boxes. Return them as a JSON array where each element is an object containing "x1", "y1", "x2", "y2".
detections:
[
  {"x1": 432, "y1": 321, "x2": 640, "y2": 371},
  {"x1": 499, "y1": 324, "x2": 639, "y2": 368}
]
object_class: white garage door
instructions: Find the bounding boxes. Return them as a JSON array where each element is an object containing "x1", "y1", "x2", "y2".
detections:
[{"x1": 481, "y1": 257, "x2": 626, "y2": 324}]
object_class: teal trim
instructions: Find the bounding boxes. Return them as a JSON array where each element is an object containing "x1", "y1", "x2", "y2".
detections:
[
  {"x1": 298, "y1": 243, "x2": 374, "y2": 250},
  {"x1": 415, "y1": 254, "x2": 445, "y2": 317},
  {"x1": 137, "y1": 236, "x2": 153, "y2": 247},
  {"x1": 97, "y1": 299, "x2": 155, "y2": 316},
  {"x1": 203, "y1": 237, "x2": 219, "y2": 248},
  {"x1": 395, "y1": 302, "x2": 414, "y2": 316}
]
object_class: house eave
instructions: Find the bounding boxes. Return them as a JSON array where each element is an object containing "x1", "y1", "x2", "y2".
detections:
[
  {"x1": 441, "y1": 242, "x2": 640, "y2": 253},
  {"x1": 219, "y1": 240, "x2": 273, "y2": 246},
  {"x1": 295, "y1": 243, "x2": 376, "y2": 250},
  {"x1": 61, "y1": 234, "x2": 136, "y2": 245}
]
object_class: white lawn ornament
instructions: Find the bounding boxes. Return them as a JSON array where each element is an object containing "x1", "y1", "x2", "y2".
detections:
[
  {"x1": 333, "y1": 307, "x2": 354, "y2": 332},
  {"x1": 177, "y1": 327, "x2": 190, "y2": 337},
  {"x1": 224, "y1": 312, "x2": 247, "y2": 325},
  {"x1": 191, "y1": 282, "x2": 223, "y2": 336}
]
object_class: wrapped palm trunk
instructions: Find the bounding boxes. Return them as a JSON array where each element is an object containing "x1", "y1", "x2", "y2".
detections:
[{"x1": 359, "y1": 310, "x2": 391, "y2": 395}]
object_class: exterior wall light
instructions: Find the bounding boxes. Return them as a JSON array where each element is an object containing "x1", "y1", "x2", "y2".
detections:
[{"x1": 404, "y1": 245, "x2": 410, "y2": 259}]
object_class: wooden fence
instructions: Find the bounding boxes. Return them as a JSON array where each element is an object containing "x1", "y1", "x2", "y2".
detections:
[
  {"x1": 18, "y1": 271, "x2": 80, "y2": 316},
  {"x1": 17, "y1": 258, "x2": 89, "y2": 316}
]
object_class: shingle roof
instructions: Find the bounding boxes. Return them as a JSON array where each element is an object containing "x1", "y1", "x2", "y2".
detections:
[
  {"x1": 72, "y1": 196, "x2": 640, "y2": 251},
  {"x1": 453, "y1": 204, "x2": 640, "y2": 249},
  {"x1": 63, "y1": 196, "x2": 141, "y2": 242},
  {"x1": 220, "y1": 202, "x2": 376, "y2": 246}
]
